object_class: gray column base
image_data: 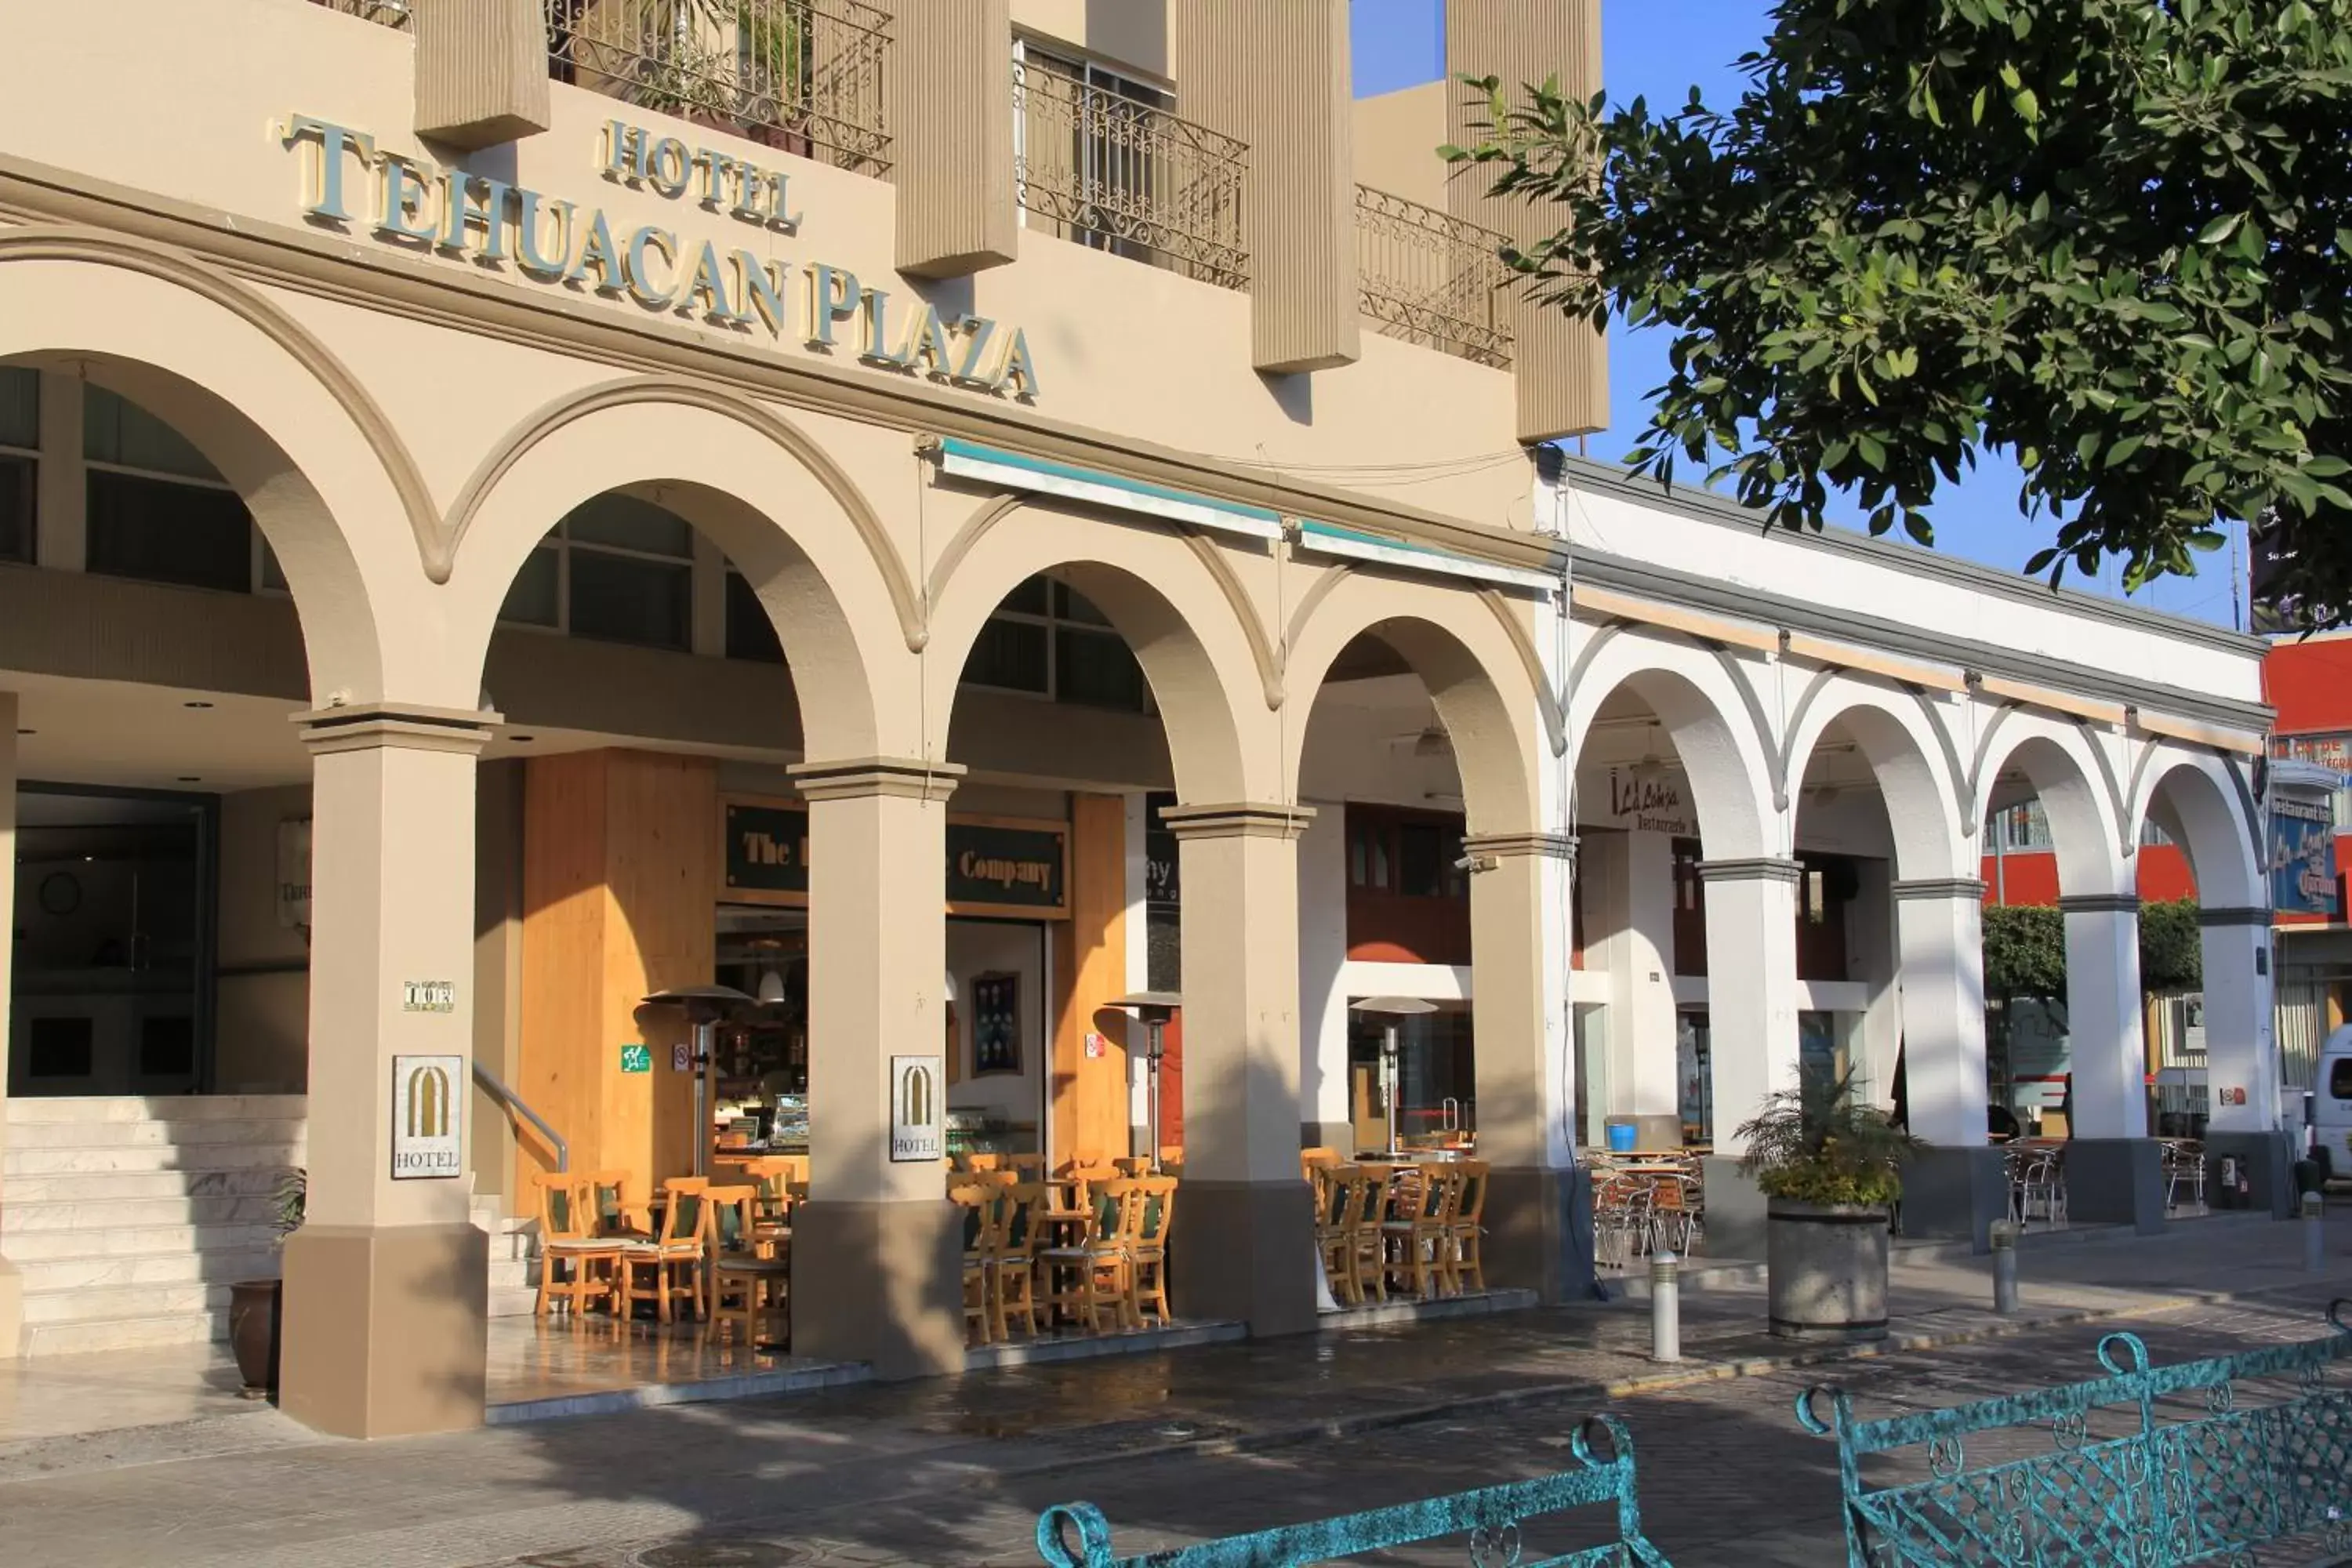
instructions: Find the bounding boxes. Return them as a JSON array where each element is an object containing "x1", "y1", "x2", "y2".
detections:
[
  {"x1": 1700, "y1": 1157, "x2": 1769, "y2": 1261},
  {"x1": 1170, "y1": 1178, "x2": 1316, "y2": 1338},
  {"x1": 280, "y1": 1221, "x2": 487, "y2": 1439},
  {"x1": 1300, "y1": 1121, "x2": 1356, "y2": 1155},
  {"x1": 1484, "y1": 1164, "x2": 1599, "y2": 1305},
  {"x1": 2205, "y1": 1131, "x2": 2298, "y2": 1219},
  {"x1": 789, "y1": 1198, "x2": 963, "y2": 1380},
  {"x1": 2065, "y1": 1138, "x2": 2167, "y2": 1234},
  {"x1": 1900, "y1": 1145, "x2": 2012, "y2": 1250}
]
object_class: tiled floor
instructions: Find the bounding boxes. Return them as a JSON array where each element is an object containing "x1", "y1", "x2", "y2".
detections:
[{"x1": 0, "y1": 1338, "x2": 254, "y2": 1446}]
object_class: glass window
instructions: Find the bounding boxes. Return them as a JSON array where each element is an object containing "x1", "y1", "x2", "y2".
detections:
[
  {"x1": 567, "y1": 549, "x2": 691, "y2": 650},
  {"x1": 1054, "y1": 626, "x2": 1145, "y2": 710},
  {"x1": 1349, "y1": 826, "x2": 1368, "y2": 887},
  {"x1": 562, "y1": 492, "x2": 695, "y2": 557},
  {"x1": 0, "y1": 366, "x2": 38, "y2": 450},
  {"x1": 27, "y1": 1018, "x2": 93, "y2": 1080},
  {"x1": 2332, "y1": 1058, "x2": 2352, "y2": 1100},
  {"x1": 86, "y1": 470, "x2": 254, "y2": 593},
  {"x1": 500, "y1": 546, "x2": 561, "y2": 627},
  {"x1": 0, "y1": 453, "x2": 32, "y2": 564},
  {"x1": 1054, "y1": 581, "x2": 1114, "y2": 626},
  {"x1": 965, "y1": 616, "x2": 1050, "y2": 693},
  {"x1": 85, "y1": 385, "x2": 223, "y2": 481},
  {"x1": 1398, "y1": 822, "x2": 1445, "y2": 897},
  {"x1": 724, "y1": 570, "x2": 786, "y2": 664},
  {"x1": 998, "y1": 575, "x2": 1051, "y2": 615}
]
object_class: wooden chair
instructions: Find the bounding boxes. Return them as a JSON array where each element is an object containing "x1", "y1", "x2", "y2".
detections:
[
  {"x1": 583, "y1": 1169, "x2": 644, "y2": 1239},
  {"x1": 1348, "y1": 1164, "x2": 1400, "y2": 1303},
  {"x1": 1041, "y1": 1181, "x2": 1142, "y2": 1333},
  {"x1": 988, "y1": 1181, "x2": 1050, "y2": 1339},
  {"x1": 742, "y1": 1156, "x2": 799, "y2": 1222},
  {"x1": 964, "y1": 1152, "x2": 1006, "y2": 1172},
  {"x1": 1301, "y1": 1147, "x2": 1343, "y2": 1175},
  {"x1": 1384, "y1": 1163, "x2": 1461, "y2": 1299},
  {"x1": 617, "y1": 1178, "x2": 710, "y2": 1323},
  {"x1": 531, "y1": 1172, "x2": 620, "y2": 1318},
  {"x1": 1444, "y1": 1160, "x2": 1490, "y2": 1294},
  {"x1": 1123, "y1": 1175, "x2": 1178, "y2": 1327},
  {"x1": 1004, "y1": 1153, "x2": 1049, "y2": 1177},
  {"x1": 706, "y1": 1184, "x2": 790, "y2": 1348},
  {"x1": 950, "y1": 1182, "x2": 1007, "y2": 1345},
  {"x1": 1112, "y1": 1156, "x2": 1152, "y2": 1177},
  {"x1": 1315, "y1": 1164, "x2": 1368, "y2": 1305}
]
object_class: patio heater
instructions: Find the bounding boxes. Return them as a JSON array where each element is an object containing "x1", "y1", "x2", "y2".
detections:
[
  {"x1": 640, "y1": 985, "x2": 757, "y2": 1178},
  {"x1": 1350, "y1": 996, "x2": 1438, "y2": 1157},
  {"x1": 1102, "y1": 991, "x2": 1180, "y2": 1171}
]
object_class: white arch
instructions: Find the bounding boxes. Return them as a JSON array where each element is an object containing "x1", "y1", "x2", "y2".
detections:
[
  {"x1": 1976, "y1": 712, "x2": 2135, "y2": 897},
  {"x1": 1568, "y1": 626, "x2": 1777, "y2": 860},
  {"x1": 2133, "y1": 746, "x2": 2260, "y2": 909},
  {"x1": 1781, "y1": 676, "x2": 1969, "y2": 880}
]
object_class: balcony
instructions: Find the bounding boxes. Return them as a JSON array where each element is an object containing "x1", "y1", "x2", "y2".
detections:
[
  {"x1": 311, "y1": 0, "x2": 411, "y2": 25},
  {"x1": 1012, "y1": 64, "x2": 1248, "y2": 292},
  {"x1": 1354, "y1": 185, "x2": 1515, "y2": 369},
  {"x1": 545, "y1": 0, "x2": 891, "y2": 175}
]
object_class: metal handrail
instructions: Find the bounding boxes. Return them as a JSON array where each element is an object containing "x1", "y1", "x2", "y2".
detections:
[
  {"x1": 1354, "y1": 183, "x2": 1516, "y2": 368},
  {"x1": 472, "y1": 1061, "x2": 567, "y2": 1172},
  {"x1": 307, "y1": 0, "x2": 412, "y2": 29}
]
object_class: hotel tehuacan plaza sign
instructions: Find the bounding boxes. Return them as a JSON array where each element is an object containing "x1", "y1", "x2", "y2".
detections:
[{"x1": 279, "y1": 114, "x2": 1044, "y2": 401}]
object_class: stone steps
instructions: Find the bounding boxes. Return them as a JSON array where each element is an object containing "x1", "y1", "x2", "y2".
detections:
[{"x1": 20, "y1": 1311, "x2": 225, "y2": 1357}]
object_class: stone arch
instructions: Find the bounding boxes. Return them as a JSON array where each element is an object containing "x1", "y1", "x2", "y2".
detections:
[
  {"x1": 1567, "y1": 628, "x2": 1775, "y2": 859},
  {"x1": 1976, "y1": 717, "x2": 2132, "y2": 896},
  {"x1": 1780, "y1": 675, "x2": 1968, "y2": 880},
  {"x1": 2131, "y1": 746, "x2": 2260, "y2": 909},
  {"x1": 924, "y1": 498, "x2": 1266, "y2": 802},
  {"x1": 446, "y1": 391, "x2": 909, "y2": 759},
  {"x1": 0, "y1": 240, "x2": 421, "y2": 702},
  {"x1": 1282, "y1": 569, "x2": 1544, "y2": 835}
]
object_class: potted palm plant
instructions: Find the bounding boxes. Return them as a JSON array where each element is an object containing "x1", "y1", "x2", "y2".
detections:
[
  {"x1": 228, "y1": 1170, "x2": 303, "y2": 1398},
  {"x1": 1737, "y1": 1070, "x2": 1920, "y2": 1342}
]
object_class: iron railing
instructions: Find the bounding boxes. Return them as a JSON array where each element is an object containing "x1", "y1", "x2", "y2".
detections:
[
  {"x1": 309, "y1": 0, "x2": 412, "y2": 28},
  {"x1": 546, "y1": 0, "x2": 891, "y2": 176},
  {"x1": 1013, "y1": 64, "x2": 1248, "y2": 292},
  {"x1": 1355, "y1": 184, "x2": 1516, "y2": 368},
  {"x1": 472, "y1": 1061, "x2": 568, "y2": 1172},
  {"x1": 1798, "y1": 1308, "x2": 2352, "y2": 1566}
]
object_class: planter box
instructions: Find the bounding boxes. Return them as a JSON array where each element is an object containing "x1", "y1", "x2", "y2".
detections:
[{"x1": 1766, "y1": 1199, "x2": 1889, "y2": 1342}]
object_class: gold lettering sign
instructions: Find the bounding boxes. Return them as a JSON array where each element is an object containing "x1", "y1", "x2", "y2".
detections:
[{"x1": 279, "y1": 114, "x2": 1043, "y2": 401}]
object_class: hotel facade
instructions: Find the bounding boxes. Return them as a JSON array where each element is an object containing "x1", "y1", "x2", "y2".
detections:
[{"x1": 0, "y1": 0, "x2": 2285, "y2": 1438}]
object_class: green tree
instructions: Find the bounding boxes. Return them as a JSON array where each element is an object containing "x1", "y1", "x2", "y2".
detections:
[
  {"x1": 1980, "y1": 898, "x2": 2203, "y2": 1004},
  {"x1": 1452, "y1": 0, "x2": 2352, "y2": 622}
]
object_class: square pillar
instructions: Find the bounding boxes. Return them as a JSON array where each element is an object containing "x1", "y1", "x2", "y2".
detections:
[
  {"x1": 1613, "y1": 829, "x2": 1684, "y2": 1144},
  {"x1": 1297, "y1": 800, "x2": 1352, "y2": 1152},
  {"x1": 0, "y1": 693, "x2": 20, "y2": 1356},
  {"x1": 412, "y1": 0, "x2": 551, "y2": 151},
  {"x1": 1893, "y1": 879, "x2": 2004, "y2": 1246},
  {"x1": 786, "y1": 757, "x2": 965, "y2": 1380},
  {"x1": 891, "y1": 0, "x2": 1018, "y2": 276},
  {"x1": 280, "y1": 705, "x2": 494, "y2": 1439},
  {"x1": 1163, "y1": 803, "x2": 1317, "y2": 1338},
  {"x1": 2198, "y1": 907, "x2": 2277, "y2": 1134},
  {"x1": 1697, "y1": 857, "x2": 1802, "y2": 1259},
  {"x1": 2060, "y1": 895, "x2": 2148, "y2": 1139},
  {"x1": 1465, "y1": 831, "x2": 1582, "y2": 1301}
]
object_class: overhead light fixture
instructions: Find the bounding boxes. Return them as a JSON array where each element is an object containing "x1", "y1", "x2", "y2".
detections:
[{"x1": 756, "y1": 966, "x2": 787, "y2": 1006}]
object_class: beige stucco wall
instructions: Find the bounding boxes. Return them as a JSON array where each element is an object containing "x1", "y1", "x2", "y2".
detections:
[
  {"x1": 1010, "y1": 0, "x2": 1171, "y2": 80},
  {"x1": 1353, "y1": 82, "x2": 1450, "y2": 209},
  {"x1": 214, "y1": 782, "x2": 311, "y2": 1093}
]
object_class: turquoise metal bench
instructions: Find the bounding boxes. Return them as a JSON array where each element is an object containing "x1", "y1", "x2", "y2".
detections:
[
  {"x1": 1796, "y1": 1301, "x2": 2352, "y2": 1566},
  {"x1": 1034, "y1": 1414, "x2": 1671, "y2": 1566}
]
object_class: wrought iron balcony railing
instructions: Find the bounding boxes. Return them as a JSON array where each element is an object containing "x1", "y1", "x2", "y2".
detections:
[
  {"x1": 1013, "y1": 64, "x2": 1248, "y2": 292},
  {"x1": 1354, "y1": 184, "x2": 1515, "y2": 368},
  {"x1": 310, "y1": 0, "x2": 412, "y2": 27},
  {"x1": 546, "y1": 0, "x2": 891, "y2": 176}
]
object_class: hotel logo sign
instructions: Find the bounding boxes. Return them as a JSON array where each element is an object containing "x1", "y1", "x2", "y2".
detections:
[
  {"x1": 281, "y1": 114, "x2": 1043, "y2": 401},
  {"x1": 889, "y1": 1054, "x2": 944, "y2": 1163},
  {"x1": 390, "y1": 1054, "x2": 465, "y2": 1180}
]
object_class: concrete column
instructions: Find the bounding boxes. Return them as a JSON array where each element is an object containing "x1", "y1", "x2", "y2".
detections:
[
  {"x1": 1163, "y1": 802, "x2": 1316, "y2": 1338},
  {"x1": 1697, "y1": 858, "x2": 1802, "y2": 1258},
  {"x1": 1852, "y1": 861, "x2": 1902, "y2": 1109},
  {"x1": 0, "y1": 693, "x2": 20, "y2": 1356},
  {"x1": 1465, "y1": 830, "x2": 1580, "y2": 1301},
  {"x1": 1893, "y1": 879, "x2": 2005, "y2": 1246},
  {"x1": 2058, "y1": 893, "x2": 2165, "y2": 1232},
  {"x1": 280, "y1": 704, "x2": 493, "y2": 1439},
  {"x1": 786, "y1": 757, "x2": 965, "y2": 1379},
  {"x1": 411, "y1": 0, "x2": 550, "y2": 151},
  {"x1": 1613, "y1": 829, "x2": 1682, "y2": 1144},
  {"x1": 891, "y1": 0, "x2": 1018, "y2": 277},
  {"x1": 2200, "y1": 906, "x2": 2293, "y2": 1215},
  {"x1": 1296, "y1": 800, "x2": 1352, "y2": 1152}
]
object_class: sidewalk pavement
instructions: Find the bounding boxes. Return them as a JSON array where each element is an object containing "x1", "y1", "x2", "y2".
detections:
[{"x1": 1, "y1": 1210, "x2": 2347, "y2": 1568}]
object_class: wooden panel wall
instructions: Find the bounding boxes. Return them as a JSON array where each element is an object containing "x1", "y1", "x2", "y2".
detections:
[
  {"x1": 518, "y1": 750, "x2": 717, "y2": 1205},
  {"x1": 1050, "y1": 793, "x2": 1130, "y2": 1163}
]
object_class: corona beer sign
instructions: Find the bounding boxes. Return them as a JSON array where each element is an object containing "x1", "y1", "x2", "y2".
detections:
[
  {"x1": 391, "y1": 1054, "x2": 465, "y2": 1179},
  {"x1": 890, "y1": 1054, "x2": 944, "y2": 1163}
]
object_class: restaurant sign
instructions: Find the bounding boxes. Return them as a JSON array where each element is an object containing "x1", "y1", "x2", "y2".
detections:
[
  {"x1": 1599, "y1": 768, "x2": 1696, "y2": 837},
  {"x1": 723, "y1": 797, "x2": 1068, "y2": 916},
  {"x1": 2271, "y1": 795, "x2": 2338, "y2": 915},
  {"x1": 390, "y1": 1054, "x2": 464, "y2": 1181},
  {"x1": 280, "y1": 115, "x2": 1042, "y2": 401}
]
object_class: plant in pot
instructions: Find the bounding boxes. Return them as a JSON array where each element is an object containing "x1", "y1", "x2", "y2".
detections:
[
  {"x1": 229, "y1": 1170, "x2": 303, "y2": 1399},
  {"x1": 1737, "y1": 1069, "x2": 1920, "y2": 1344}
]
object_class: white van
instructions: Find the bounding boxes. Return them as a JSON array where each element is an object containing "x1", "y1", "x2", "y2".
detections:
[{"x1": 2310, "y1": 1026, "x2": 2352, "y2": 1176}]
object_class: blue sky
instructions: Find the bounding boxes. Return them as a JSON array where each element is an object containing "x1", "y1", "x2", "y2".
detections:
[{"x1": 1348, "y1": 0, "x2": 2245, "y2": 627}]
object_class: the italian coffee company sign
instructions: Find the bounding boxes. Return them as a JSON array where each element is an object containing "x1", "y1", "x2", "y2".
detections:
[
  {"x1": 391, "y1": 1054, "x2": 465, "y2": 1180},
  {"x1": 890, "y1": 1054, "x2": 945, "y2": 1163},
  {"x1": 279, "y1": 114, "x2": 1044, "y2": 401}
]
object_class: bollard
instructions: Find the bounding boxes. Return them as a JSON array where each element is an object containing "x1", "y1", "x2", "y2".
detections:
[
  {"x1": 2305, "y1": 1192, "x2": 2326, "y2": 1275},
  {"x1": 1650, "y1": 1250, "x2": 1681, "y2": 1363},
  {"x1": 1990, "y1": 1220, "x2": 2021, "y2": 1315}
]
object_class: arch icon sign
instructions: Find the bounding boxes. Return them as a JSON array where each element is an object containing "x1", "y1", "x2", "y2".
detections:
[{"x1": 891, "y1": 1054, "x2": 946, "y2": 1163}]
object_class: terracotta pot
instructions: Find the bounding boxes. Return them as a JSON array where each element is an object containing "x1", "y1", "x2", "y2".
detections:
[{"x1": 228, "y1": 1278, "x2": 282, "y2": 1399}]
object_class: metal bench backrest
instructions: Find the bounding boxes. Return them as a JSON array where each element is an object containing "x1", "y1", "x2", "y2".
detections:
[
  {"x1": 1035, "y1": 1415, "x2": 1670, "y2": 1567},
  {"x1": 1796, "y1": 1303, "x2": 2352, "y2": 1566}
]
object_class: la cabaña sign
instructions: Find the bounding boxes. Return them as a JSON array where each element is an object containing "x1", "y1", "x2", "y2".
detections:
[{"x1": 280, "y1": 114, "x2": 1044, "y2": 401}]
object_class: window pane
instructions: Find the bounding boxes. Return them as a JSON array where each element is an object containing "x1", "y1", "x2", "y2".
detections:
[
  {"x1": 964, "y1": 615, "x2": 1049, "y2": 692},
  {"x1": 86, "y1": 470, "x2": 254, "y2": 592},
  {"x1": 998, "y1": 575, "x2": 1051, "y2": 616},
  {"x1": 499, "y1": 544, "x2": 560, "y2": 627},
  {"x1": 561, "y1": 492, "x2": 694, "y2": 557},
  {"x1": 1055, "y1": 626, "x2": 1145, "y2": 710},
  {"x1": 1398, "y1": 823, "x2": 1444, "y2": 897},
  {"x1": 0, "y1": 366, "x2": 38, "y2": 450},
  {"x1": 84, "y1": 386, "x2": 223, "y2": 481},
  {"x1": 27, "y1": 1017, "x2": 93, "y2": 1080},
  {"x1": 725, "y1": 570, "x2": 786, "y2": 664},
  {"x1": 0, "y1": 453, "x2": 32, "y2": 563},
  {"x1": 568, "y1": 550, "x2": 691, "y2": 649},
  {"x1": 140, "y1": 1015, "x2": 196, "y2": 1079},
  {"x1": 1054, "y1": 580, "x2": 1113, "y2": 626},
  {"x1": 2332, "y1": 1058, "x2": 2352, "y2": 1100}
]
